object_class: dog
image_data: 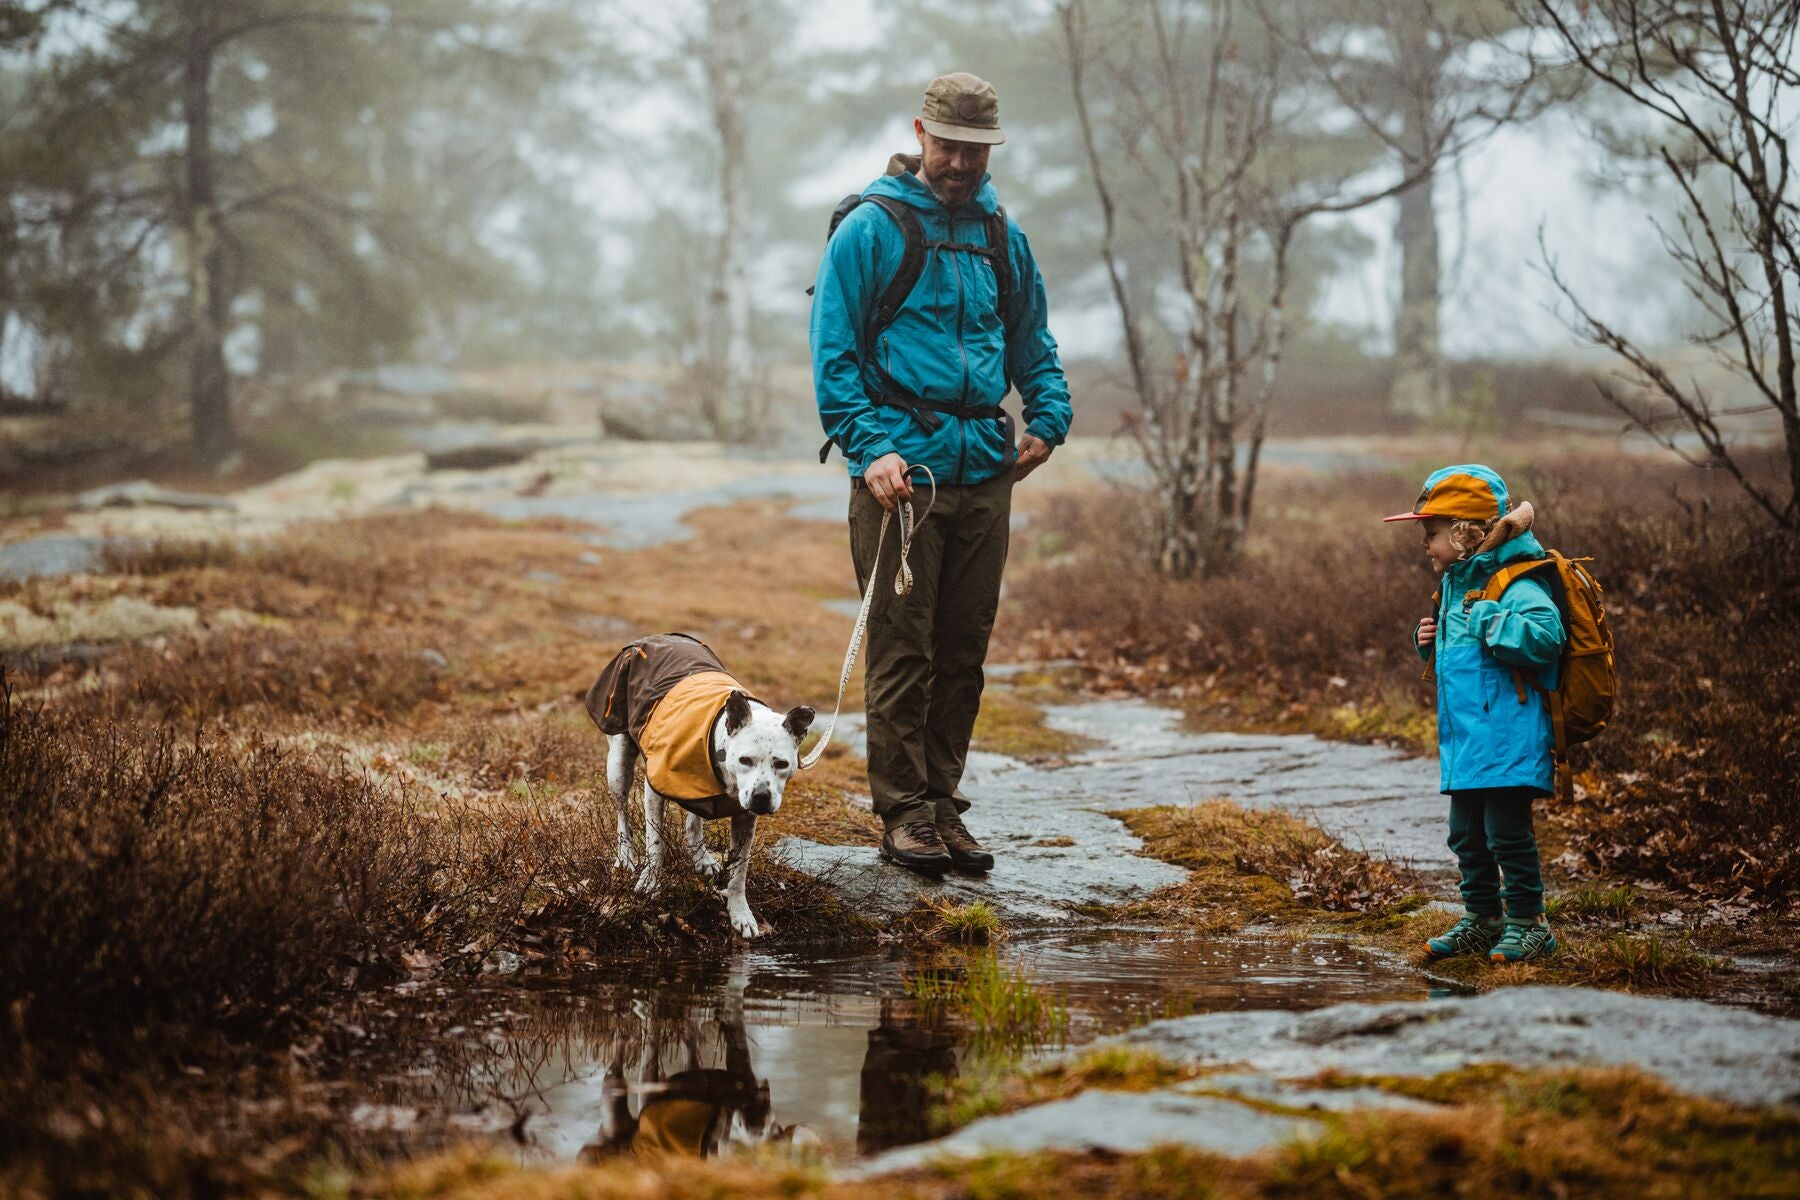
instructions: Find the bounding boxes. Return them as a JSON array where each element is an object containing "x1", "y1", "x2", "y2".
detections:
[{"x1": 584, "y1": 633, "x2": 813, "y2": 939}]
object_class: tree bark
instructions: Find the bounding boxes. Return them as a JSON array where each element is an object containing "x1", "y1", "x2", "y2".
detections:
[
  {"x1": 182, "y1": 1, "x2": 233, "y2": 465},
  {"x1": 1390, "y1": 168, "x2": 1447, "y2": 418},
  {"x1": 703, "y1": 0, "x2": 754, "y2": 443},
  {"x1": 1388, "y1": 29, "x2": 1448, "y2": 421}
]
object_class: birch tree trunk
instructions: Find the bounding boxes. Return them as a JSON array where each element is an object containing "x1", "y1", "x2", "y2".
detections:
[
  {"x1": 182, "y1": 0, "x2": 234, "y2": 465},
  {"x1": 1390, "y1": 165, "x2": 1447, "y2": 418},
  {"x1": 703, "y1": 0, "x2": 755, "y2": 443}
]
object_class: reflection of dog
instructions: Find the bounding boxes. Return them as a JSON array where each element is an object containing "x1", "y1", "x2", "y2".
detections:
[
  {"x1": 577, "y1": 960, "x2": 812, "y2": 1160},
  {"x1": 585, "y1": 633, "x2": 813, "y2": 939}
]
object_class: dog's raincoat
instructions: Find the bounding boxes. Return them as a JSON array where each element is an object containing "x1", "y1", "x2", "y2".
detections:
[
  {"x1": 810, "y1": 155, "x2": 1072, "y2": 484},
  {"x1": 585, "y1": 633, "x2": 751, "y2": 820},
  {"x1": 1414, "y1": 504, "x2": 1567, "y2": 795}
]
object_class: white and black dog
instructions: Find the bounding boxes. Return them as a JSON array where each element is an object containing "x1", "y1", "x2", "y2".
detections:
[{"x1": 584, "y1": 633, "x2": 813, "y2": 939}]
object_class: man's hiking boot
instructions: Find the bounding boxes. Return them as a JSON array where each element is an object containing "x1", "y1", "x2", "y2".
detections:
[
  {"x1": 1490, "y1": 916, "x2": 1557, "y2": 964},
  {"x1": 936, "y1": 816, "x2": 995, "y2": 872},
  {"x1": 881, "y1": 821, "x2": 952, "y2": 874},
  {"x1": 1425, "y1": 913, "x2": 1504, "y2": 959}
]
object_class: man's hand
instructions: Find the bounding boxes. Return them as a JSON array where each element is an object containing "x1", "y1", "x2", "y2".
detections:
[
  {"x1": 1416, "y1": 617, "x2": 1438, "y2": 648},
  {"x1": 1014, "y1": 434, "x2": 1052, "y2": 481},
  {"x1": 863, "y1": 452, "x2": 914, "y2": 512}
]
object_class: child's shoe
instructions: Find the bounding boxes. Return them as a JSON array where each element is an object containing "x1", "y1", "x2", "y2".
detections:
[
  {"x1": 1425, "y1": 913, "x2": 1504, "y2": 959},
  {"x1": 1490, "y1": 915, "x2": 1557, "y2": 964}
]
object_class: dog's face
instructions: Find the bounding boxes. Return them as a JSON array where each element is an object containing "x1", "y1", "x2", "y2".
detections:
[{"x1": 721, "y1": 692, "x2": 814, "y2": 816}]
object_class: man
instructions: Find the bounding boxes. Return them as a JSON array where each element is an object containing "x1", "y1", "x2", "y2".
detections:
[{"x1": 810, "y1": 72, "x2": 1072, "y2": 875}]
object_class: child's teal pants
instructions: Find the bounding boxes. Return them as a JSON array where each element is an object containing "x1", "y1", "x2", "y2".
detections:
[{"x1": 1448, "y1": 786, "x2": 1546, "y2": 919}]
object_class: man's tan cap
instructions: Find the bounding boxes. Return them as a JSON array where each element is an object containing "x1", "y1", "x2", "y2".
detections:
[{"x1": 919, "y1": 72, "x2": 1005, "y2": 145}]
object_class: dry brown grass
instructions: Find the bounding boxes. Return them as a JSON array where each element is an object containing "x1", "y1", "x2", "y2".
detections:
[
  {"x1": 1116, "y1": 799, "x2": 1415, "y2": 933},
  {"x1": 0, "y1": 676, "x2": 863, "y2": 1064},
  {"x1": 4, "y1": 1056, "x2": 1794, "y2": 1199},
  {"x1": 2, "y1": 497, "x2": 901, "y2": 1068}
]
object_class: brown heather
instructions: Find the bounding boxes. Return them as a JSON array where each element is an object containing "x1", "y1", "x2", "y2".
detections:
[
  {"x1": 0, "y1": 676, "x2": 860, "y2": 1058},
  {"x1": 1002, "y1": 453, "x2": 1800, "y2": 909}
]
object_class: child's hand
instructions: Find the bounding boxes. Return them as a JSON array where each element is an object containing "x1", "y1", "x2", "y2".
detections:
[{"x1": 1416, "y1": 617, "x2": 1438, "y2": 648}]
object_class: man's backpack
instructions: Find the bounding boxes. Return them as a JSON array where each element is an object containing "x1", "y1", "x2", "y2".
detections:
[
  {"x1": 1463, "y1": 551, "x2": 1618, "y2": 801},
  {"x1": 809, "y1": 190, "x2": 1022, "y2": 463},
  {"x1": 811, "y1": 191, "x2": 1018, "y2": 341}
]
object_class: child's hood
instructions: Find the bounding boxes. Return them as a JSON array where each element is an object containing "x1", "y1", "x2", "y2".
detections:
[{"x1": 1450, "y1": 501, "x2": 1546, "y2": 581}]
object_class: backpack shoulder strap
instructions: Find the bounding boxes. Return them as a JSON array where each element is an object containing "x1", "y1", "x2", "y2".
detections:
[
  {"x1": 985, "y1": 206, "x2": 1020, "y2": 336},
  {"x1": 1463, "y1": 558, "x2": 1555, "y2": 610},
  {"x1": 862, "y1": 194, "x2": 925, "y2": 342}
]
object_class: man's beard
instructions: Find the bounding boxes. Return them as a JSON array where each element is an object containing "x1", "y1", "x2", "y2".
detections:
[{"x1": 925, "y1": 173, "x2": 974, "y2": 206}]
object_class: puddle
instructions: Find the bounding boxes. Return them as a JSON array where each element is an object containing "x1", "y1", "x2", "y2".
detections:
[{"x1": 342, "y1": 930, "x2": 1427, "y2": 1164}]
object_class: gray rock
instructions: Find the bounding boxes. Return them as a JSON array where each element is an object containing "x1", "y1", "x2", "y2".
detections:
[
  {"x1": 72, "y1": 481, "x2": 236, "y2": 512},
  {"x1": 777, "y1": 717, "x2": 1188, "y2": 927},
  {"x1": 340, "y1": 364, "x2": 463, "y2": 397},
  {"x1": 1039, "y1": 700, "x2": 1444, "y2": 869},
  {"x1": 488, "y1": 474, "x2": 845, "y2": 550},
  {"x1": 860, "y1": 1089, "x2": 1319, "y2": 1173},
  {"x1": 1115, "y1": 986, "x2": 1800, "y2": 1109},
  {"x1": 0, "y1": 535, "x2": 108, "y2": 581},
  {"x1": 1183, "y1": 1072, "x2": 1438, "y2": 1113}
]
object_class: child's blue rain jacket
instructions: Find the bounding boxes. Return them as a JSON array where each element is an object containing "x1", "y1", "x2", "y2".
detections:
[{"x1": 1414, "y1": 504, "x2": 1567, "y2": 795}]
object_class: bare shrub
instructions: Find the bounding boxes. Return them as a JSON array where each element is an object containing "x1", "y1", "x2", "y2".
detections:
[
  {"x1": 0, "y1": 676, "x2": 862, "y2": 1058},
  {"x1": 0, "y1": 678, "x2": 440, "y2": 1044},
  {"x1": 77, "y1": 626, "x2": 455, "y2": 726}
]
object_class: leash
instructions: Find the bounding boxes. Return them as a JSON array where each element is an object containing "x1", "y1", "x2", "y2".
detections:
[{"x1": 800, "y1": 464, "x2": 936, "y2": 770}]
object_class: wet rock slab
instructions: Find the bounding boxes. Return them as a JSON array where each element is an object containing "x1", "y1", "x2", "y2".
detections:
[
  {"x1": 862, "y1": 1089, "x2": 1320, "y2": 1171},
  {"x1": 1114, "y1": 986, "x2": 1800, "y2": 1109},
  {"x1": 776, "y1": 716, "x2": 1188, "y2": 925},
  {"x1": 1041, "y1": 699, "x2": 1444, "y2": 867},
  {"x1": 779, "y1": 694, "x2": 1442, "y2": 925}
]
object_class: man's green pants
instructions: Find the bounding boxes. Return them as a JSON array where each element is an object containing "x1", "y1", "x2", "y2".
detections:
[{"x1": 849, "y1": 469, "x2": 1013, "y2": 832}]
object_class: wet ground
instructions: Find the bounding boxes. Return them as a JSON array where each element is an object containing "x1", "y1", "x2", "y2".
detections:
[
  {"x1": 780, "y1": 698, "x2": 1444, "y2": 925},
  {"x1": 338, "y1": 929, "x2": 1428, "y2": 1165}
]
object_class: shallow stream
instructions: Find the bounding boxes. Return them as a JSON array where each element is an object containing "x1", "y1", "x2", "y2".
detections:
[{"x1": 340, "y1": 929, "x2": 1429, "y2": 1164}]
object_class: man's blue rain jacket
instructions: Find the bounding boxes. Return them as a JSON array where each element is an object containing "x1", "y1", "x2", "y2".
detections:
[
  {"x1": 1414, "y1": 504, "x2": 1567, "y2": 795},
  {"x1": 809, "y1": 158, "x2": 1072, "y2": 485}
]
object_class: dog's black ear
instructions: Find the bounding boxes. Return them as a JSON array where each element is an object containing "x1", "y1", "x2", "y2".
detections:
[
  {"x1": 783, "y1": 705, "x2": 815, "y2": 740},
  {"x1": 724, "y1": 690, "x2": 753, "y2": 735}
]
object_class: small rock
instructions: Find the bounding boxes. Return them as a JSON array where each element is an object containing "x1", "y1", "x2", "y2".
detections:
[
  {"x1": 412, "y1": 649, "x2": 450, "y2": 672},
  {"x1": 73, "y1": 481, "x2": 236, "y2": 512},
  {"x1": 482, "y1": 950, "x2": 524, "y2": 976}
]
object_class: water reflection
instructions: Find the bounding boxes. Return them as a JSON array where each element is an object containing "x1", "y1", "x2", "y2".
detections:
[
  {"x1": 351, "y1": 931, "x2": 1429, "y2": 1163},
  {"x1": 575, "y1": 998, "x2": 796, "y2": 1160},
  {"x1": 857, "y1": 999, "x2": 961, "y2": 1156}
]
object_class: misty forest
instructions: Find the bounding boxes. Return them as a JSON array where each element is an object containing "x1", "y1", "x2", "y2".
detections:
[{"x1": 2, "y1": 1, "x2": 1797, "y2": 1197}]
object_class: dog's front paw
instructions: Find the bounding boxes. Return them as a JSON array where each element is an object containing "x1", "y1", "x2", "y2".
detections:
[
  {"x1": 634, "y1": 866, "x2": 658, "y2": 894},
  {"x1": 728, "y1": 906, "x2": 762, "y2": 939},
  {"x1": 614, "y1": 847, "x2": 641, "y2": 874},
  {"x1": 693, "y1": 851, "x2": 722, "y2": 881}
]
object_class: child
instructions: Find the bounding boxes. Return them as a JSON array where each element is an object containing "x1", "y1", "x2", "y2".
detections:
[{"x1": 1385, "y1": 465, "x2": 1566, "y2": 964}]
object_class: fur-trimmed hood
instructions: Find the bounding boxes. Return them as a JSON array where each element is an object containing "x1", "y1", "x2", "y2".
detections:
[{"x1": 1475, "y1": 500, "x2": 1536, "y2": 556}]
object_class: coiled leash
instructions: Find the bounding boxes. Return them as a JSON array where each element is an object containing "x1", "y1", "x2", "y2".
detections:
[{"x1": 800, "y1": 464, "x2": 936, "y2": 770}]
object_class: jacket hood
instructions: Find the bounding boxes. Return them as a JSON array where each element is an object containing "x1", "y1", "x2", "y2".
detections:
[
  {"x1": 866, "y1": 151, "x2": 998, "y2": 215},
  {"x1": 1451, "y1": 501, "x2": 1545, "y2": 580}
]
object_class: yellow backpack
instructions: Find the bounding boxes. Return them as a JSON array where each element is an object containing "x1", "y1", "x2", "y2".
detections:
[{"x1": 1464, "y1": 551, "x2": 1618, "y2": 800}]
